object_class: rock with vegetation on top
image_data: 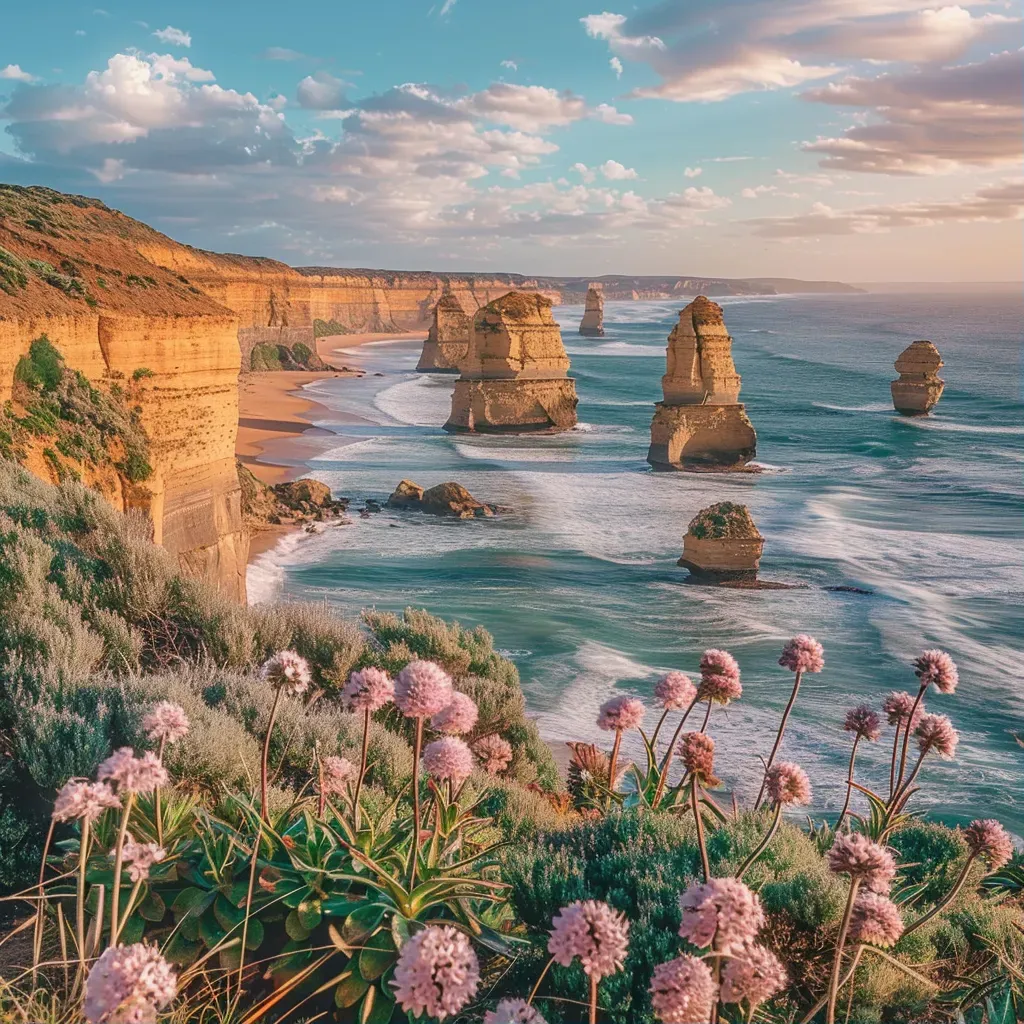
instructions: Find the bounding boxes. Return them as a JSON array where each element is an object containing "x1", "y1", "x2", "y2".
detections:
[
  {"x1": 579, "y1": 285, "x2": 605, "y2": 337},
  {"x1": 648, "y1": 296, "x2": 757, "y2": 470},
  {"x1": 679, "y1": 501, "x2": 764, "y2": 580},
  {"x1": 387, "y1": 479, "x2": 494, "y2": 518},
  {"x1": 891, "y1": 340, "x2": 945, "y2": 415},
  {"x1": 417, "y1": 290, "x2": 472, "y2": 372},
  {"x1": 444, "y1": 291, "x2": 578, "y2": 433}
]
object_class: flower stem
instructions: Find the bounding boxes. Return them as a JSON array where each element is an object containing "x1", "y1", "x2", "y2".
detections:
[
  {"x1": 649, "y1": 707, "x2": 670, "y2": 753},
  {"x1": 826, "y1": 878, "x2": 860, "y2": 1024},
  {"x1": 888, "y1": 721, "x2": 902, "y2": 799},
  {"x1": 835, "y1": 735, "x2": 862, "y2": 831},
  {"x1": 692, "y1": 777, "x2": 710, "y2": 882},
  {"x1": 699, "y1": 701, "x2": 713, "y2": 733},
  {"x1": 75, "y1": 818, "x2": 90, "y2": 982},
  {"x1": 895, "y1": 684, "x2": 926, "y2": 791},
  {"x1": 527, "y1": 955, "x2": 557, "y2": 1006},
  {"x1": 32, "y1": 816, "x2": 56, "y2": 984},
  {"x1": 755, "y1": 670, "x2": 802, "y2": 809},
  {"x1": 737, "y1": 801, "x2": 782, "y2": 880},
  {"x1": 607, "y1": 730, "x2": 623, "y2": 806},
  {"x1": 652, "y1": 695, "x2": 699, "y2": 809},
  {"x1": 407, "y1": 717, "x2": 424, "y2": 889},
  {"x1": 155, "y1": 736, "x2": 166, "y2": 846},
  {"x1": 903, "y1": 853, "x2": 977, "y2": 938},
  {"x1": 316, "y1": 746, "x2": 326, "y2": 818},
  {"x1": 589, "y1": 976, "x2": 598, "y2": 1024},
  {"x1": 890, "y1": 748, "x2": 927, "y2": 816},
  {"x1": 260, "y1": 688, "x2": 284, "y2": 823},
  {"x1": 799, "y1": 946, "x2": 863, "y2": 1024},
  {"x1": 109, "y1": 792, "x2": 136, "y2": 947},
  {"x1": 353, "y1": 708, "x2": 370, "y2": 832}
]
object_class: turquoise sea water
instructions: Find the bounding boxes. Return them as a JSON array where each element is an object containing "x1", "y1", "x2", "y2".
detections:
[{"x1": 248, "y1": 293, "x2": 1024, "y2": 835}]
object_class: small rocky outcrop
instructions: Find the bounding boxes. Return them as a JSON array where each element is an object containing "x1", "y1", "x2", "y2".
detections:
[
  {"x1": 679, "y1": 501, "x2": 764, "y2": 581},
  {"x1": 579, "y1": 285, "x2": 604, "y2": 337},
  {"x1": 417, "y1": 290, "x2": 472, "y2": 373},
  {"x1": 891, "y1": 340, "x2": 945, "y2": 415},
  {"x1": 386, "y1": 479, "x2": 495, "y2": 518},
  {"x1": 445, "y1": 291, "x2": 578, "y2": 433},
  {"x1": 648, "y1": 296, "x2": 757, "y2": 470},
  {"x1": 238, "y1": 463, "x2": 348, "y2": 530}
]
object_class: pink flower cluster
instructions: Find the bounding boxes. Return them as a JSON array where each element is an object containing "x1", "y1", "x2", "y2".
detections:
[
  {"x1": 120, "y1": 836, "x2": 166, "y2": 883},
  {"x1": 882, "y1": 691, "x2": 925, "y2": 729},
  {"x1": 765, "y1": 762, "x2": 812, "y2": 806},
  {"x1": 720, "y1": 944, "x2": 788, "y2": 1009},
  {"x1": 698, "y1": 649, "x2": 742, "y2": 705},
  {"x1": 844, "y1": 704, "x2": 882, "y2": 742},
  {"x1": 260, "y1": 650, "x2": 312, "y2": 696},
  {"x1": 548, "y1": 900, "x2": 630, "y2": 981},
  {"x1": 392, "y1": 924, "x2": 480, "y2": 1020},
  {"x1": 320, "y1": 755, "x2": 358, "y2": 797},
  {"x1": 395, "y1": 660, "x2": 454, "y2": 718},
  {"x1": 915, "y1": 713, "x2": 959, "y2": 759},
  {"x1": 596, "y1": 695, "x2": 645, "y2": 733},
  {"x1": 484, "y1": 999, "x2": 547, "y2": 1024},
  {"x1": 848, "y1": 891, "x2": 904, "y2": 948},
  {"x1": 680, "y1": 732, "x2": 716, "y2": 782},
  {"x1": 98, "y1": 749, "x2": 169, "y2": 795},
  {"x1": 142, "y1": 701, "x2": 190, "y2": 745},
  {"x1": 423, "y1": 737, "x2": 475, "y2": 785},
  {"x1": 827, "y1": 834, "x2": 897, "y2": 894},
  {"x1": 914, "y1": 649, "x2": 959, "y2": 694},
  {"x1": 473, "y1": 734, "x2": 513, "y2": 776},
  {"x1": 52, "y1": 779, "x2": 120, "y2": 824},
  {"x1": 649, "y1": 954, "x2": 717, "y2": 1023},
  {"x1": 678, "y1": 878, "x2": 765, "y2": 955},
  {"x1": 343, "y1": 667, "x2": 394, "y2": 712},
  {"x1": 654, "y1": 671, "x2": 696, "y2": 712},
  {"x1": 84, "y1": 943, "x2": 177, "y2": 1024},
  {"x1": 964, "y1": 819, "x2": 1014, "y2": 871},
  {"x1": 778, "y1": 635, "x2": 824, "y2": 674},
  {"x1": 431, "y1": 691, "x2": 479, "y2": 735}
]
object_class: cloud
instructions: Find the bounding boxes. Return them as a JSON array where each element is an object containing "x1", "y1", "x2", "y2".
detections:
[
  {"x1": 746, "y1": 179, "x2": 1024, "y2": 237},
  {"x1": 500, "y1": 60, "x2": 518, "y2": 71},
  {"x1": 600, "y1": 159, "x2": 638, "y2": 180},
  {"x1": 440, "y1": 0, "x2": 458, "y2": 15},
  {"x1": 572, "y1": 162, "x2": 597, "y2": 183},
  {"x1": 801, "y1": 49, "x2": 1024, "y2": 174},
  {"x1": 710, "y1": 155, "x2": 753, "y2": 163},
  {"x1": 459, "y1": 83, "x2": 631, "y2": 131},
  {"x1": 741, "y1": 184, "x2": 777, "y2": 198},
  {"x1": 684, "y1": 166, "x2": 702, "y2": 178},
  {"x1": 610, "y1": 56, "x2": 623, "y2": 78},
  {"x1": 153, "y1": 26, "x2": 191, "y2": 48},
  {"x1": 297, "y1": 72, "x2": 350, "y2": 110},
  {"x1": 263, "y1": 47, "x2": 309, "y2": 61},
  {"x1": 1, "y1": 64, "x2": 37, "y2": 83}
]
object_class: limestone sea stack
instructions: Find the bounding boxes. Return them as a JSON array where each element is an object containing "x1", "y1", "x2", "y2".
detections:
[
  {"x1": 680, "y1": 502, "x2": 764, "y2": 581},
  {"x1": 579, "y1": 284, "x2": 605, "y2": 337},
  {"x1": 416, "y1": 290, "x2": 472, "y2": 373},
  {"x1": 891, "y1": 340, "x2": 945, "y2": 415},
  {"x1": 444, "y1": 291, "x2": 578, "y2": 433},
  {"x1": 647, "y1": 296, "x2": 757, "y2": 470}
]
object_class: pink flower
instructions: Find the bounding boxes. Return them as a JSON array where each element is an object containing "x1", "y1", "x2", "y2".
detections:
[
  {"x1": 765, "y1": 762, "x2": 812, "y2": 806},
  {"x1": 119, "y1": 836, "x2": 166, "y2": 883},
  {"x1": 964, "y1": 819, "x2": 1014, "y2": 871},
  {"x1": 97, "y1": 749, "x2": 169, "y2": 795},
  {"x1": 720, "y1": 944, "x2": 788, "y2": 1008},
  {"x1": 914, "y1": 649, "x2": 958, "y2": 694},
  {"x1": 678, "y1": 878, "x2": 765, "y2": 955},
  {"x1": 548, "y1": 900, "x2": 629, "y2": 981},
  {"x1": 649, "y1": 954, "x2": 717, "y2": 1023},
  {"x1": 423, "y1": 737, "x2": 475, "y2": 785},
  {"x1": 848, "y1": 891, "x2": 904, "y2": 947},
  {"x1": 915, "y1": 713, "x2": 959, "y2": 759},
  {"x1": 84, "y1": 943, "x2": 177, "y2": 1024},
  {"x1": 827, "y1": 834, "x2": 897, "y2": 894},
  {"x1": 343, "y1": 667, "x2": 394, "y2": 712},
  {"x1": 260, "y1": 650, "x2": 312, "y2": 696},
  {"x1": 392, "y1": 924, "x2": 480, "y2": 1020},
  {"x1": 844, "y1": 705, "x2": 881, "y2": 742},
  {"x1": 779, "y1": 635, "x2": 824, "y2": 674},
  {"x1": 142, "y1": 702, "x2": 189, "y2": 746},
  {"x1": 484, "y1": 999, "x2": 547, "y2": 1024},
  {"x1": 596, "y1": 695, "x2": 645, "y2": 732},
  {"x1": 698, "y1": 650, "x2": 742, "y2": 704},
  {"x1": 679, "y1": 732, "x2": 717, "y2": 784},
  {"x1": 395, "y1": 660, "x2": 454, "y2": 718},
  {"x1": 655, "y1": 672, "x2": 697, "y2": 711},
  {"x1": 431, "y1": 692, "x2": 479, "y2": 735},
  {"x1": 473, "y1": 734, "x2": 513, "y2": 776},
  {"x1": 320, "y1": 756, "x2": 358, "y2": 797},
  {"x1": 52, "y1": 780, "x2": 120, "y2": 824},
  {"x1": 882, "y1": 691, "x2": 925, "y2": 729}
]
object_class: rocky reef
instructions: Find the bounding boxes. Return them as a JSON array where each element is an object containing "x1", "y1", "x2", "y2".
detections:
[
  {"x1": 578, "y1": 285, "x2": 604, "y2": 337},
  {"x1": 444, "y1": 292, "x2": 578, "y2": 433},
  {"x1": 239, "y1": 463, "x2": 348, "y2": 531},
  {"x1": 891, "y1": 340, "x2": 945, "y2": 415},
  {"x1": 387, "y1": 479, "x2": 495, "y2": 518},
  {"x1": 679, "y1": 501, "x2": 764, "y2": 581},
  {"x1": 416, "y1": 290, "x2": 471, "y2": 372},
  {"x1": 647, "y1": 296, "x2": 757, "y2": 470}
]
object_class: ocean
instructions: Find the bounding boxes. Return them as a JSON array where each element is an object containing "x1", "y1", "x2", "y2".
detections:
[{"x1": 247, "y1": 293, "x2": 1024, "y2": 834}]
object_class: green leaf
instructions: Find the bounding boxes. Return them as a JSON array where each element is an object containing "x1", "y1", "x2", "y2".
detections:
[
  {"x1": 285, "y1": 908, "x2": 312, "y2": 942},
  {"x1": 323, "y1": 895, "x2": 366, "y2": 918},
  {"x1": 359, "y1": 932, "x2": 397, "y2": 981},
  {"x1": 362, "y1": 984, "x2": 395, "y2": 1024},
  {"x1": 163, "y1": 932, "x2": 202, "y2": 966},
  {"x1": 334, "y1": 972, "x2": 370, "y2": 1009},
  {"x1": 138, "y1": 890, "x2": 166, "y2": 922},
  {"x1": 172, "y1": 886, "x2": 213, "y2": 917},
  {"x1": 198, "y1": 911, "x2": 227, "y2": 949},
  {"x1": 390, "y1": 914, "x2": 412, "y2": 950},
  {"x1": 472, "y1": 923, "x2": 521, "y2": 956},
  {"x1": 281, "y1": 883, "x2": 308, "y2": 909},
  {"x1": 243, "y1": 917, "x2": 265, "y2": 951},
  {"x1": 343, "y1": 903, "x2": 386, "y2": 946},
  {"x1": 297, "y1": 898, "x2": 323, "y2": 931},
  {"x1": 119, "y1": 915, "x2": 145, "y2": 944},
  {"x1": 214, "y1": 894, "x2": 245, "y2": 931}
]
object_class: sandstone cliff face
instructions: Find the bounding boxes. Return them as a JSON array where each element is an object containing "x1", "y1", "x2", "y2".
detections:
[
  {"x1": 445, "y1": 292, "x2": 578, "y2": 433},
  {"x1": 891, "y1": 340, "x2": 945, "y2": 415},
  {"x1": 416, "y1": 291, "x2": 471, "y2": 372},
  {"x1": 648, "y1": 297, "x2": 756, "y2": 470},
  {"x1": 579, "y1": 285, "x2": 604, "y2": 337}
]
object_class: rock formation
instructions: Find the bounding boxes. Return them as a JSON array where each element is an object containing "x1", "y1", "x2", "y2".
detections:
[
  {"x1": 579, "y1": 285, "x2": 604, "y2": 337},
  {"x1": 386, "y1": 479, "x2": 495, "y2": 518},
  {"x1": 891, "y1": 340, "x2": 945, "y2": 415},
  {"x1": 416, "y1": 290, "x2": 471, "y2": 372},
  {"x1": 679, "y1": 502, "x2": 764, "y2": 581},
  {"x1": 647, "y1": 296, "x2": 757, "y2": 470},
  {"x1": 444, "y1": 292, "x2": 578, "y2": 433}
]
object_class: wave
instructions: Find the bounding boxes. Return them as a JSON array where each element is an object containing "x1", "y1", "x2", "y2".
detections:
[
  {"x1": 564, "y1": 342, "x2": 664, "y2": 357},
  {"x1": 246, "y1": 529, "x2": 310, "y2": 605},
  {"x1": 812, "y1": 401, "x2": 894, "y2": 413},
  {"x1": 900, "y1": 418, "x2": 1024, "y2": 437},
  {"x1": 372, "y1": 376, "x2": 450, "y2": 427}
]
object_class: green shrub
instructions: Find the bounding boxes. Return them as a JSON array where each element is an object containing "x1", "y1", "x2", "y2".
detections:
[
  {"x1": 313, "y1": 317, "x2": 346, "y2": 337},
  {"x1": 0, "y1": 245, "x2": 29, "y2": 295},
  {"x1": 132, "y1": 367, "x2": 154, "y2": 381},
  {"x1": 249, "y1": 342, "x2": 283, "y2": 371},
  {"x1": 291, "y1": 341, "x2": 313, "y2": 365},
  {"x1": 15, "y1": 336, "x2": 64, "y2": 392}
]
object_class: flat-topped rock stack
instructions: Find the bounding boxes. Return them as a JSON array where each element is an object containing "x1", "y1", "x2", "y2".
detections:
[
  {"x1": 416, "y1": 290, "x2": 472, "y2": 373},
  {"x1": 680, "y1": 501, "x2": 764, "y2": 581},
  {"x1": 579, "y1": 285, "x2": 605, "y2": 337},
  {"x1": 891, "y1": 340, "x2": 945, "y2": 415},
  {"x1": 647, "y1": 296, "x2": 757, "y2": 470},
  {"x1": 444, "y1": 291, "x2": 578, "y2": 433}
]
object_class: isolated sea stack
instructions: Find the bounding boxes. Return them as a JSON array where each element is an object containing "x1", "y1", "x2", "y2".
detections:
[
  {"x1": 680, "y1": 502, "x2": 764, "y2": 581},
  {"x1": 579, "y1": 284, "x2": 605, "y2": 337},
  {"x1": 416, "y1": 290, "x2": 471, "y2": 373},
  {"x1": 647, "y1": 296, "x2": 757, "y2": 470},
  {"x1": 891, "y1": 340, "x2": 945, "y2": 415},
  {"x1": 444, "y1": 291, "x2": 578, "y2": 433}
]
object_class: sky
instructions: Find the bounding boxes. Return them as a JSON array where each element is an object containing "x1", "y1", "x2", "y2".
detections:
[{"x1": 0, "y1": 1, "x2": 1021, "y2": 282}]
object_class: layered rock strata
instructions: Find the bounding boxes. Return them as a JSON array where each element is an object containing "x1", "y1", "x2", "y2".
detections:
[
  {"x1": 416, "y1": 291, "x2": 472, "y2": 372},
  {"x1": 680, "y1": 502, "x2": 764, "y2": 581},
  {"x1": 648, "y1": 296, "x2": 756, "y2": 470},
  {"x1": 891, "y1": 340, "x2": 945, "y2": 415},
  {"x1": 444, "y1": 292, "x2": 578, "y2": 433},
  {"x1": 579, "y1": 285, "x2": 605, "y2": 337}
]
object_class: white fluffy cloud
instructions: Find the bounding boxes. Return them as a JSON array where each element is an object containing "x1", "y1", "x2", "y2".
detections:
[
  {"x1": 500, "y1": 60, "x2": 518, "y2": 71},
  {"x1": 610, "y1": 57, "x2": 623, "y2": 78},
  {"x1": 459, "y1": 83, "x2": 631, "y2": 132},
  {"x1": 1, "y1": 64, "x2": 37, "y2": 83},
  {"x1": 153, "y1": 26, "x2": 191, "y2": 48},
  {"x1": 684, "y1": 166, "x2": 702, "y2": 178},
  {"x1": 297, "y1": 72, "x2": 349, "y2": 110},
  {"x1": 600, "y1": 159, "x2": 638, "y2": 180}
]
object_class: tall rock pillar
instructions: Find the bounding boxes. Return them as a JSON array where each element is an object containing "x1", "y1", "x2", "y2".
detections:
[
  {"x1": 416, "y1": 289, "x2": 471, "y2": 372},
  {"x1": 579, "y1": 285, "x2": 605, "y2": 337},
  {"x1": 891, "y1": 340, "x2": 944, "y2": 415}
]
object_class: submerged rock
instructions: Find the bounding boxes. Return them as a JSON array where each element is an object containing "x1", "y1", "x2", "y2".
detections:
[
  {"x1": 679, "y1": 501, "x2": 764, "y2": 581},
  {"x1": 417, "y1": 290, "x2": 472, "y2": 373},
  {"x1": 648, "y1": 297, "x2": 757, "y2": 470},
  {"x1": 579, "y1": 285, "x2": 605, "y2": 337},
  {"x1": 387, "y1": 479, "x2": 495, "y2": 518},
  {"x1": 891, "y1": 340, "x2": 945, "y2": 415}
]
